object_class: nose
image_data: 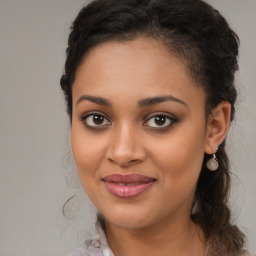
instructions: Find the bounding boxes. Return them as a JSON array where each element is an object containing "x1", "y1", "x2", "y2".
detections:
[{"x1": 106, "y1": 124, "x2": 146, "y2": 167}]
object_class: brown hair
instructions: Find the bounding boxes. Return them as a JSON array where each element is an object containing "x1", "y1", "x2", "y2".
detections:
[{"x1": 60, "y1": 0, "x2": 247, "y2": 254}]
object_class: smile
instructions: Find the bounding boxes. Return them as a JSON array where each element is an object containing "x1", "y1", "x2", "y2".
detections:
[{"x1": 103, "y1": 174, "x2": 156, "y2": 199}]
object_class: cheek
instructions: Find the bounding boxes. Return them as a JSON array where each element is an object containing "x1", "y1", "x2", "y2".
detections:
[
  {"x1": 155, "y1": 144, "x2": 204, "y2": 191},
  {"x1": 151, "y1": 123, "x2": 206, "y2": 190},
  {"x1": 71, "y1": 124, "x2": 105, "y2": 184}
]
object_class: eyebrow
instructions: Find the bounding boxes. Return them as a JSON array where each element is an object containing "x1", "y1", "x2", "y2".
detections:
[
  {"x1": 76, "y1": 95, "x2": 112, "y2": 107},
  {"x1": 138, "y1": 95, "x2": 187, "y2": 107},
  {"x1": 76, "y1": 94, "x2": 187, "y2": 108}
]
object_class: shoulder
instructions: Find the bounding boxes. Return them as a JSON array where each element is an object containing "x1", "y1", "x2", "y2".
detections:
[
  {"x1": 68, "y1": 221, "x2": 114, "y2": 256},
  {"x1": 67, "y1": 239, "x2": 106, "y2": 256},
  {"x1": 68, "y1": 238, "x2": 112, "y2": 256},
  {"x1": 67, "y1": 246, "x2": 90, "y2": 256}
]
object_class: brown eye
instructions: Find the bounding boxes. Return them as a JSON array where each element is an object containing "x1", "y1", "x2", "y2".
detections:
[
  {"x1": 82, "y1": 113, "x2": 111, "y2": 127},
  {"x1": 144, "y1": 114, "x2": 176, "y2": 128},
  {"x1": 93, "y1": 114, "x2": 104, "y2": 125},
  {"x1": 155, "y1": 116, "x2": 167, "y2": 126}
]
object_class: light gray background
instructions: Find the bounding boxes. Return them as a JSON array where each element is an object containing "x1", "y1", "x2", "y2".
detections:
[{"x1": 0, "y1": 0, "x2": 255, "y2": 255}]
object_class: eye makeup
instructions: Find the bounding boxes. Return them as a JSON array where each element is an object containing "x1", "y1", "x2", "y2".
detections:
[{"x1": 79, "y1": 110, "x2": 179, "y2": 132}]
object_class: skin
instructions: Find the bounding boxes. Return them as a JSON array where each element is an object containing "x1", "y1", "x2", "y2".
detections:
[{"x1": 71, "y1": 37, "x2": 231, "y2": 256}]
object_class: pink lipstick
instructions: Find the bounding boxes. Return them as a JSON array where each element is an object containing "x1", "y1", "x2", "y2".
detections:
[{"x1": 103, "y1": 174, "x2": 156, "y2": 199}]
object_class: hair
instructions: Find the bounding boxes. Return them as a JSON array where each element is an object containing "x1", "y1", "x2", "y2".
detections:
[{"x1": 60, "y1": 0, "x2": 247, "y2": 255}]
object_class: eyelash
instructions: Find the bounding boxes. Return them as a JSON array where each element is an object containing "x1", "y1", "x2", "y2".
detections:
[
  {"x1": 143, "y1": 113, "x2": 178, "y2": 130},
  {"x1": 80, "y1": 111, "x2": 111, "y2": 130},
  {"x1": 80, "y1": 112, "x2": 178, "y2": 131}
]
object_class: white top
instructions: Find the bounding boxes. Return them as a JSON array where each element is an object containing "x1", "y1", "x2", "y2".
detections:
[
  {"x1": 68, "y1": 222, "x2": 249, "y2": 256},
  {"x1": 68, "y1": 221, "x2": 210, "y2": 256},
  {"x1": 68, "y1": 221, "x2": 114, "y2": 256}
]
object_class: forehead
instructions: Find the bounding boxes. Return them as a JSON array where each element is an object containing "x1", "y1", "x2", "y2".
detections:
[{"x1": 72, "y1": 37, "x2": 205, "y2": 108}]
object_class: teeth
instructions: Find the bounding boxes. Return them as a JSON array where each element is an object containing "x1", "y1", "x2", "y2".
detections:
[{"x1": 116, "y1": 183, "x2": 141, "y2": 186}]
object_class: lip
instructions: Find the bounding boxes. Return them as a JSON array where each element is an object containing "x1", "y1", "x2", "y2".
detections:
[{"x1": 103, "y1": 174, "x2": 156, "y2": 199}]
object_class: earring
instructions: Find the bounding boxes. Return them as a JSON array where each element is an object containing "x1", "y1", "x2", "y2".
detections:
[{"x1": 206, "y1": 153, "x2": 219, "y2": 171}]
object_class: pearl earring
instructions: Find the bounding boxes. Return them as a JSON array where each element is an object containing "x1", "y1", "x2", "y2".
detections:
[{"x1": 206, "y1": 152, "x2": 219, "y2": 171}]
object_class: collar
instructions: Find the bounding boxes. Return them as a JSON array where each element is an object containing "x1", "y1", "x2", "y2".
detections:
[{"x1": 83, "y1": 221, "x2": 114, "y2": 256}]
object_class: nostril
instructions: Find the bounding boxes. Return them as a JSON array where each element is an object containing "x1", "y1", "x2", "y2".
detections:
[
  {"x1": 108, "y1": 158, "x2": 141, "y2": 167},
  {"x1": 105, "y1": 137, "x2": 146, "y2": 167},
  {"x1": 121, "y1": 159, "x2": 140, "y2": 167}
]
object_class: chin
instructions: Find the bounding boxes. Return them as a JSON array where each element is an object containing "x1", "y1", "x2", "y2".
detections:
[
  {"x1": 100, "y1": 206, "x2": 160, "y2": 230},
  {"x1": 107, "y1": 217, "x2": 151, "y2": 230}
]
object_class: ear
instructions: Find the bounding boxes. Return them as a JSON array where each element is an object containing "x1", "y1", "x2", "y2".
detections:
[{"x1": 204, "y1": 101, "x2": 231, "y2": 154}]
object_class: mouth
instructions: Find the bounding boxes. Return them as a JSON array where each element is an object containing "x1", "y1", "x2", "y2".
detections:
[{"x1": 102, "y1": 174, "x2": 156, "y2": 199}]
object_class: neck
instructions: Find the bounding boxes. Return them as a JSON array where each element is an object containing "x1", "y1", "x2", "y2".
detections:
[{"x1": 105, "y1": 216, "x2": 206, "y2": 256}]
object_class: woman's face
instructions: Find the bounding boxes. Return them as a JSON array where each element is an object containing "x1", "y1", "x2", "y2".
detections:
[{"x1": 71, "y1": 37, "x2": 209, "y2": 229}]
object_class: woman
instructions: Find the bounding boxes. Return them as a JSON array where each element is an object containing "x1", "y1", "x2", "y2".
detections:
[{"x1": 60, "y1": 0, "x2": 248, "y2": 255}]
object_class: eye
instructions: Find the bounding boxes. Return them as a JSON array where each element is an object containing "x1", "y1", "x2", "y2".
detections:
[
  {"x1": 144, "y1": 114, "x2": 176, "y2": 128},
  {"x1": 81, "y1": 112, "x2": 111, "y2": 128}
]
